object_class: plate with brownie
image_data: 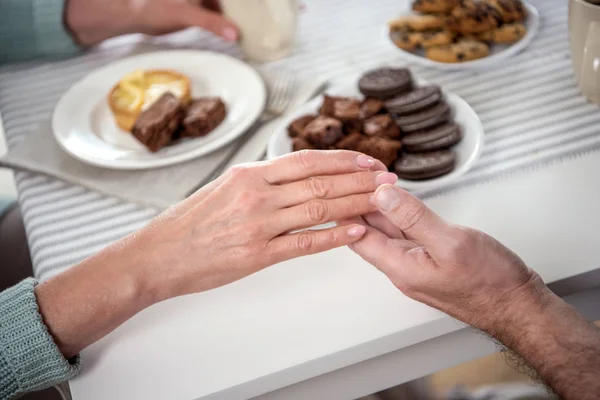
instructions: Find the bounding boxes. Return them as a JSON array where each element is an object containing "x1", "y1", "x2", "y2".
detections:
[
  {"x1": 267, "y1": 67, "x2": 484, "y2": 191},
  {"x1": 53, "y1": 51, "x2": 266, "y2": 169}
]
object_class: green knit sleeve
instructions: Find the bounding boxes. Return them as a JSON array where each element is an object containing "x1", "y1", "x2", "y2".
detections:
[
  {"x1": 0, "y1": 278, "x2": 81, "y2": 399},
  {"x1": 0, "y1": 0, "x2": 81, "y2": 63}
]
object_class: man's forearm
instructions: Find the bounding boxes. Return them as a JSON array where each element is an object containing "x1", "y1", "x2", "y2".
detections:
[{"x1": 488, "y1": 287, "x2": 600, "y2": 399}]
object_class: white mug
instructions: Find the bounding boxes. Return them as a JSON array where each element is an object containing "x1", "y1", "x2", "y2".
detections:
[
  {"x1": 569, "y1": 0, "x2": 600, "y2": 104},
  {"x1": 221, "y1": 0, "x2": 299, "y2": 62}
]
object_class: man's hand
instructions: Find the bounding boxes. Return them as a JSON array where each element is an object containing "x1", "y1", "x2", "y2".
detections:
[
  {"x1": 66, "y1": 0, "x2": 239, "y2": 47},
  {"x1": 341, "y1": 184, "x2": 600, "y2": 399},
  {"x1": 341, "y1": 184, "x2": 543, "y2": 331}
]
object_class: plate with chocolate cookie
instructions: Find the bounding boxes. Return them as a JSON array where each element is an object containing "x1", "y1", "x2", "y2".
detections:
[
  {"x1": 267, "y1": 67, "x2": 484, "y2": 191},
  {"x1": 53, "y1": 50, "x2": 266, "y2": 169},
  {"x1": 385, "y1": 0, "x2": 539, "y2": 69}
]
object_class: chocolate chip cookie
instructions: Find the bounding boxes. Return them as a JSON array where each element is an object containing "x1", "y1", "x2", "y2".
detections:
[
  {"x1": 358, "y1": 68, "x2": 413, "y2": 99},
  {"x1": 478, "y1": 22, "x2": 527, "y2": 43},
  {"x1": 485, "y1": 0, "x2": 526, "y2": 23},
  {"x1": 394, "y1": 150, "x2": 456, "y2": 180},
  {"x1": 412, "y1": 0, "x2": 459, "y2": 14},
  {"x1": 389, "y1": 15, "x2": 448, "y2": 32},
  {"x1": 425, "y1": 39, "x2": 489, "y2": 63},
  {"x1": 391, "y1": 30, "x2": 454, "y2": 51},
  {"x1": 447, "y1": 0, "x2": 501, "y2": 34}
]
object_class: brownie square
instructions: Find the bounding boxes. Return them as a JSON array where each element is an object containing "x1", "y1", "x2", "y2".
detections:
[
  {"x1": 357, "y1": 136, "x2": 403, "y2": 168},
  {"x1": 363, "y1": 114, "x2": 400, "y2": 139},
  {"x1": 288, "y1": 115, "x2": 316, "y2": 138},
  {"x1": 131, "y1": 93, "x2": 184, "y2": 152},
  {"x1": 302, "y1": 116, "x2": 344, "y2": 148},
  {"x1": 181, "y1": 97, "x2": 226, "y2": 137}
]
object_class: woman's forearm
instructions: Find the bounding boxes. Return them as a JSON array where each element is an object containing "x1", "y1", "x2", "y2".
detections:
[{"x1": 35, "y1": 233, "x2": 159, "y2": 358}]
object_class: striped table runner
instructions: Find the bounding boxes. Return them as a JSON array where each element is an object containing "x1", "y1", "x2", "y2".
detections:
[{"x1": 1, "y1": 0, "x2": 598, "y2": 282}]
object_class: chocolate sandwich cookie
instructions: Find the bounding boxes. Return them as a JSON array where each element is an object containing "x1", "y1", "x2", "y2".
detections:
[
  {"x1": 357, "y1": 136, "x2": 403, "y2": 168},
  {"x1": 358, "y1": 68, "x2": 413, "y2": 99},
  {"x1": 131, "y1": 93, "x2": 184, "y2": 152},
  {"x1": 181, "y1": 97, "x2": 226, "y2": 137},
  {"x1": 359, "y1": 98, "x2": 384, "y2": 120},
  {"x1": 288, "y1": 115, "x2": 316, "y2": 138},
  {"x1": 385, "y1": 85, "x2": 442, "y2": 115},
  {"x1": 402, "y1": 122, "x2": 462, "y2": 152},
  {"x1": 394, "y1": 151, "x2": 456, "y2": 180},
  {"x1": 363, "y1": 114, "x2": 400, "y2": 139},
  {"x1": 394, "y1": 101, "x2": 451, "y2": 132},
  {"x1": 302, "y1": 116, "x2": 344, "y2": 148}
]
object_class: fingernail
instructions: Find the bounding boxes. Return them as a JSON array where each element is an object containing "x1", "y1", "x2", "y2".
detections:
[
  {"x1": 347, "y1": 225, "x2": 366, "y2": 237},
  {"x1": 357, "y1": 154, "x2": 375, "y2": 168},
  {"x1": 376, "y1": 185, "x2": 401, "y2": 211},
  {"x1": 223, "y1": 27, "x2": 238, "y2": 41},
  {"x1": 376, "y1": 172, "x2": 398, "y2": 186}
]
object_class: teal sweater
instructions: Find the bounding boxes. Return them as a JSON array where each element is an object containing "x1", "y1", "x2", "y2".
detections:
[
  {"x1": 1, "y1": 1, "x2": 83, "y2": 396},
  {"x1": 0, "y1": 0, "x2": 80, "y2": 63},
  {"x1": 0, "y1": 279, "x2": 80, "y2": 399}
]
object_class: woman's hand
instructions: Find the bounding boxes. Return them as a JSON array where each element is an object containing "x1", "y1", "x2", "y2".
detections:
[
  {"x1": 66, "y1": 0, "x2": 239, "y2": 46},
  {"x1": 35, "y1": 151, "x2": 397, "y2": 357}
]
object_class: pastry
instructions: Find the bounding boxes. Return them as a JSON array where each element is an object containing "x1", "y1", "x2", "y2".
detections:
[
  {"x1": 402, "y1": 122, "x2": 462, "y2": 152},
  {"x1": 412, "y1": 0, "x2": 459, "y2": 14},
  {"x1": 288, "y1": 115, "x2": 316, "y2": 138},
  {"x1": 447, "y1": 0, "x2": 501, "y2": 34},
  {"x1": 335, "y1": 132, "x2": 364, "y2": 151},
  {"x1": 394, "y1": 151, "x2": 456, "y2": 180},
  {"x1": 363, "y1": 114, "x2": 401, "y2": 139},
  {"x1": 385, "y1": 85, "x2": 442, "y2": 115},
  {"x1": 357, "y1": 136, "x2": 403, "y2": 168},
  {"x1": 358, "y1": 68, "x2": 413, "y2": 99},
  {"x1": 425, "y1": 39, "x2": 490, "y2": 63},
  {"x1": 359, "y1": 98, "x2": 384, "y2": 120},
  {"x1": 131, "y1": 93, "x2": 184, "y2": 152},
  {"x1": 109, "y1": 69, "x2": 191, "y2": 132},
  {"x1": 181, "y1": 97, "x2": 226, "y2": 137},
  {"x1": 389, "y1": 15, "x2": 448, "y2": 32},
  {"x1": 485, "y1": 0, "x2": 526, "y2": 23},
  {"x1": 477, "y1": 22, "x2": 527, "y2": 43},
  {"x1": 292, "y1": 137, "x2": 315, "y2": 151},
  {"x1": 302, "y1": 116, "x2": 344, "y2": 148},
  {"x1": 394, "y1": 101, "x2": 451, "y2": 132}
]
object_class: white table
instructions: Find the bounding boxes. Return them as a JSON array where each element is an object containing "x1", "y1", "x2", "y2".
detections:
[{"x1": 1, "y1": 0, "x2": 600, "y2": 399}]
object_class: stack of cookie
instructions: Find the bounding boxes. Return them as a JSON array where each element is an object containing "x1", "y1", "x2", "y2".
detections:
[
  {"x1": 287, "y1": 68, "x2": 462, "y2": 181},
  {"x1": 389, "y1": 0, "x2": 528, "y2": 63}
]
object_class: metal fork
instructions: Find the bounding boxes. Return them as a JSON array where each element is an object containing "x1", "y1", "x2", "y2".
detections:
[{"x1": 185, "y1": 70, "x2": 298, "y2": 195}]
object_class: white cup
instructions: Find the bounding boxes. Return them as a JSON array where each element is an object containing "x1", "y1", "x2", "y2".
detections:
[
  {"x1": 221, "y1": 0, "x2": 299, "y2": 62},
  {"x1": 569, "y1": 0, "x2": 600, "y2": 104}
]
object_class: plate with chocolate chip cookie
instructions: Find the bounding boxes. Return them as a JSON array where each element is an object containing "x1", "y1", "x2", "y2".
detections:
[
  {"x1": 267, "y1": 67, "x2": 484, "y2": 191},
  {"x1": 53, "y1": 50, "x2": 266, "y2": 169},
  {"x1": 385, "y1": 0, "x2": 539, "y2": 69}
]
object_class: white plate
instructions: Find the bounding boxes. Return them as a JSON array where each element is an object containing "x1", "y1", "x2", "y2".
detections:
[
  {"x1": 267, "y1": 81, "x2": 484, "y2": 191},
  {"x1": 384, "y1": 2, "x2": 539, "y2": 70},
  {"x1": 53, "y1": 50, "x2": 266, "y2": 170}
]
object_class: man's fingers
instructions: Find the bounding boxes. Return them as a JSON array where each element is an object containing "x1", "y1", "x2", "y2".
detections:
[
  {"x1": 263, "y1": 150, "x2": 387, "y2": 185},
  {"x1": 362, "y1": 212, "x2": 406, "y2": 240},
  {"x1": 273, "y1": 193, "x2": 378, "y2": 233},
  {"x1": 267, "y1": 224, "x2": 366, "y2": 264},
  {"x1": 276, "y1": 171, "x2": 397, "y2": 208},
  {"x1": 181, "y1": 6, "x2": 238, "y2": 41},
  {"x1": 373, "y1": 184, "x2": 450, "y2": 244}
]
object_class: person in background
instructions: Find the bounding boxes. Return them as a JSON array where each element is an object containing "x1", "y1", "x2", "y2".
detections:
[{"x1": 0, "y1": 0, "x2": 239, "y2": 63}]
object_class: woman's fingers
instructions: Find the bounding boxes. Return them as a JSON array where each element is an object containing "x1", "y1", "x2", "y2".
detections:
[
  {"x1": 262, "y1": 150, "x2": 387, "y2": 184},
  {"x1": 267, "y1": 224, "x2": 366, "y2": 264},
  {"x1": 362, "y1": 211, "x2": 406, "y2": 240},
  {"x1": 273, "y1": 193, "x2": 377, "y2": 234},
  {"x1": 276, "y1": 171, "x2": 397, "y2": 208}
]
